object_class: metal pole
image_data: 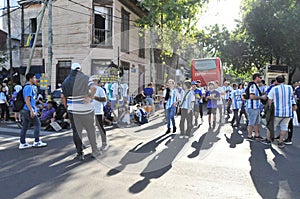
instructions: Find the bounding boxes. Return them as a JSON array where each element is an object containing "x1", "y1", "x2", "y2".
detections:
[
  {"x1": 47, "y1": 0, "x2": 53, "y2": 94},
  {"x1": 6, "y1": 0, "x2": 14, "y2": 94},
  {"x1": 26, "y1": 2, "x2": 47, "y2": 75}
]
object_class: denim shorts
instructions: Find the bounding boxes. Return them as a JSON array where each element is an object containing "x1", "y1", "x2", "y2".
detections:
[
  {"x1": 145, "y1": 97, "x2": 154, "y2": 105},
  {"x1": 274, "y1": 117, "x2": 291, "y2": 132},
  {"x1": 246, "y1": 108, "x2": 260, "y2": 126}
]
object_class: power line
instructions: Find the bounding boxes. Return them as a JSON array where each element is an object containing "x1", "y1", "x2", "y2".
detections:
[
  {"x1": 50, "y1": 3, "x2": 138, "y2": 28},
  {"x1": 67, "y1": 0, "x2": 138, "y2": 23},
  {"x1": 0, "y1": 6, "x2": 20, "y2": 18},
  {"x1": 0, "y1": 6, "x2": 20, "y2": 11}
]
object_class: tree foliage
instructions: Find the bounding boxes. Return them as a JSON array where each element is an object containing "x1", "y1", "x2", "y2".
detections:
[{"x1": 137, "y1": 0, "x2": 209, "y2": 63}]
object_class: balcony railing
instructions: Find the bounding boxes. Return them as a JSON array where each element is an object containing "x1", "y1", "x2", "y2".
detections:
[
  {"x1": 22, "y1": 33, "x2": 42, "y2": 47},
  {"x1": 93, "y1": 28, "x2": 112, "y2": 46}
]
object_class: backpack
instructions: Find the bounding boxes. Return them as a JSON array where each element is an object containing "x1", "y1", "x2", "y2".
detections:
[
  {"x1": 244, "y1": 82, "x2": 256, "y2": 100},
  {"x1": 164, "y1": 88, "x2": 170, "y2": 101},
  {"x1": 244, "y1": 82, "x2": 267, "y2": 105},
  {"x1": 13, "y1": 85, "x2": 29, "y2": 111}
]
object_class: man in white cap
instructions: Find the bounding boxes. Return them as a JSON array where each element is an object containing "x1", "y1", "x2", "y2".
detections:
[{"x1": 61, "y1": 63, "x2": 100, "y2": 160}]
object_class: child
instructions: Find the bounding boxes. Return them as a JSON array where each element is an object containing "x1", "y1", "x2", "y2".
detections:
[
  {"x1": 135, "y1": 104, "x2": 148, "y2": 125},
  {"x1": 205, "y1": 82, "x2": 220, "y2": 129}
]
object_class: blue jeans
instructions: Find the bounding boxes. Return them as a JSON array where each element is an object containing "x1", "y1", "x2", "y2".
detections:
[
  {"x1": 20, "y1": 109, "x2": 41, "y2": 144},
  {"x1": 166, "y1": 106, "x2": 176, "y2": 129}
]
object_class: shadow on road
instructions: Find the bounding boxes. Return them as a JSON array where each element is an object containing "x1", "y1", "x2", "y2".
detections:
[
  {"x1": 107, "y1": 133, "x2": 174, "y2": 176},
  {"x1": 249, "y1": 139, "x2": 300, "y2": 198},
  {"x1": 0, "y1": 135, "x2": 84, "y2": 198},
  {"x1": 224, "y1": 128, "x2": 244, "y2": 148},
  {"x1": 128, "y1": 135, "x2": 188, "y2": 194},
  {"x1": 187, "y1": 125, "x2": 221, "y2": 159},
  {"x1": 134, "y1": 121, "x2": 166, "y2": 133}
]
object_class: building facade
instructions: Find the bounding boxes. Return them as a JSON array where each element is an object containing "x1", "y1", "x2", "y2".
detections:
[{"x1": 19, "y1": 0, "x2": 151, "y2": 95}]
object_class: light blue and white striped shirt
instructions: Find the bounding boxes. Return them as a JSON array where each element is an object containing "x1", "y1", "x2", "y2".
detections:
[
  {"x1": 246, "y1": 84, "x2": 261, "y2": 109},
  {"x1": 230, "y1": 89, "x2": 242, "y2": 109},
  {"x1": 223, "y1": 86, "x2": 232, "y2": 100},
  {"x1": 180, "y1": 89, "x2": 195, "y2": 110},
  {"x1": 268, "y1": 84, "x2": 296, "y2": 118},
  {"x1": 164, "y1": 88, "x2": 179, "y2": 109},
  {"x1": 259, "y1": 85, "x2": 268, "y2": 94}
]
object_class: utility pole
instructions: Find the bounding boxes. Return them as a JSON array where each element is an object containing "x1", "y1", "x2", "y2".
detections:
[
  {"x1": 26, "y1": 2, "x2": 47, "y2": 74},
  {"x1": 47, "y1": 0, "x2": 53, "y2": 94},
  {"x1": 6, "y1": 0, "x2": 14, "y2": 94}
]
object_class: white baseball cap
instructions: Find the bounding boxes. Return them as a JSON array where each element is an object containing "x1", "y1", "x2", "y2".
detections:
[
  {"x1": 89, "y1": 75, "x2": 99, "y2": 81},
  {"x1": 71, "y1": 63, "x2": 81, "y2": 71}
]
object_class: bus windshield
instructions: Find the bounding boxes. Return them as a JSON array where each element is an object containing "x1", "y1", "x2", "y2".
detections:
[{"x1": 195, "y1": 59, "x2": 216, "y2": 71}]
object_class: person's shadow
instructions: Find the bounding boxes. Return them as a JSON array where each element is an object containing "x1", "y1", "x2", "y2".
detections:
[
  {"x1": 107, "y1": 133, "x2": 174, "y2": 176},
  {"x1": 128, "y1": 135, "x2": 188, "y2": 193},
  {"x1": 224, "y1": 128, "x2": 244, "y2": 148},
  {"x1": 188, "y1": 125, "x2": 221, "y2": 158}
]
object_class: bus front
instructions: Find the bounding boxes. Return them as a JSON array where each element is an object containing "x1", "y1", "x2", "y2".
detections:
[{"x1": 191, "y1": 58, "x2": 222, "y2": 86}]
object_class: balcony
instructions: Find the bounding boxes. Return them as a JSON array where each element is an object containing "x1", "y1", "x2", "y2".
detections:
[{"x1": 92, "y1": 28, "x2": 112, "y2": 47}]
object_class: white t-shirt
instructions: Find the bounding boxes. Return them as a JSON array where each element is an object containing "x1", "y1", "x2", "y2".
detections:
[
  {"x1": 216, "y1": 86, "x2": 225, "y2": 105},
  {"x1": 92, "y1": 86, "x2": 106, "y2": 115}
]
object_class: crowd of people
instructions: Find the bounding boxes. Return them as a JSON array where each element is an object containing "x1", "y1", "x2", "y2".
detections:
[
  {"x1": 139, "y1": 73, "x2": 299, "y2": 147},
  {"x1": 1, "y1": 63, "x2": 299, "y2": 159}
]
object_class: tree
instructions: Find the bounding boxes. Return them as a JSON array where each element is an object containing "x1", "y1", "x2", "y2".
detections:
[
  {"x1": 242, "y1": 0, "x2": 300, "y2": 82},
  {"x1": 137, "y1": 0, "x2": 209, "y2": 66}
]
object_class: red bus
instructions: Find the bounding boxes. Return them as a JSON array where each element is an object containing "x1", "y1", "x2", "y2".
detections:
[{"x1": 191, "y1": 57, "x2": 223, "y2": 86}]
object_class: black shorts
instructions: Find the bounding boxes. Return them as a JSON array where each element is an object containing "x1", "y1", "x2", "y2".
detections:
[{"x1": 207, "y1": 108, "x2": 217, "y2": 115}]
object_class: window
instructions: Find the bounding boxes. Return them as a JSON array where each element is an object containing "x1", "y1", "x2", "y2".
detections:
[
  {"x1": 138, "y1": 29, "x2": 145, "y2": 58},
  {"x1": 121, "y1": 9, "x2": 130, "y2": 53},
  {"x1": 93, "y1": 6, "x2": 112, "y2": 46},
  {"x1": 56, "y1": 61, "x2": 71, "y2": 87},
  {"x1": 30, "y1": 18, "x2": 37, "y2": 33},
  {"x1": 121, "y1": 61, "x2": 130, "y2": 83}
]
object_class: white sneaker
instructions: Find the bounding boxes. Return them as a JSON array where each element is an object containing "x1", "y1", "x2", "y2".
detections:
[
  {"x1": 91, "y1": 150, "x2": 102, "y2": 158},
  {"x1": 101, "y1": 144, "x2": 109, "y2": 151},
  {"x1": 19, "y1": 143, "x2": 32, "y2": 149},
  {"x1": 32, "y1": 141, "x2": 47, "y2": 148},
  {"x1": 179, "y1": 135, "x2": 184, "y2": 139}
]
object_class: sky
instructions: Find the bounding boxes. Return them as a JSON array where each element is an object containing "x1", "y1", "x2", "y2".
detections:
[{"x1": 198, "y1": 0, "x2": 243, "y2": 31}]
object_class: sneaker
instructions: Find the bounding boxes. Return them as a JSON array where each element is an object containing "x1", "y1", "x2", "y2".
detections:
[
  {"x1": 166, "y1": 128, "x2": 171, "y2": 134},
  {"x1": 112, "y1": 121, "x2": 118, "y2": 125},
  {"x1": 260, "y1": 138, "x2": 271, "y2": 146},
  {"x1": 173, "y1": 127, "x2": 177, "y2": 133},
  {"x1": 74, "y1": 153, "x2": 85, "y2": 161},
  {"x1": 91, "y1": 150, "x2": 102, "y2": 158},
  {"x1": 184, "y1": 136, "x2": 189, "y2": 139},
  {"x1": 101, "y1": 144, "x2": 109, "y2": 151},
  {"x1": 32, "y1": 141, "x2": 47, "y2": 148},
  {"x1": 283, "y1": 139, "x2": 292, "y2": 145},
  {"x1": 254, "y1": 135, "x2": 263, "y2": 140},
  {"x1": 278, "y1": 142, "x2": 285, "y2": 148},
  {"x1": 246, "y1": 136, "x2": 255, "y2": 141},
  {"x1": 19, "y1": 143, "x2": 32, "y2": 149},
  {"x1": 179, "y1": 135, "x2": 184, "y2": 139}
]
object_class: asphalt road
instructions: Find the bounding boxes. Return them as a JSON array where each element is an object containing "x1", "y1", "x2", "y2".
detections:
[{"x1": 0, "y1": 113, "x2": 300, "y2": 199}]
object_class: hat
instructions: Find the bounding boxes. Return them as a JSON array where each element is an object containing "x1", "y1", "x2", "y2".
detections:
[
  {"x1": 71, "y1": 63, "x2": 81, "y2": 71},
  {"x1": 196, "y1": 80, "x2": 201, "y2": 83},
  {"x1": 89, "y1": 75, "x2": 99, "y2": 81},
  {"x1": 14, "y1": 85, "x2": 22, "y2": 92},
  {"x1": 191, "y1": 81, "x2": 197, "y2": 85}
]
